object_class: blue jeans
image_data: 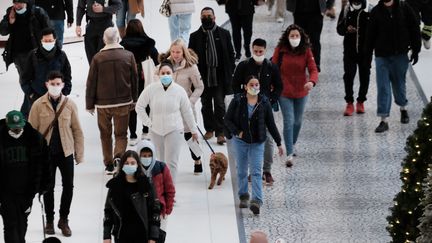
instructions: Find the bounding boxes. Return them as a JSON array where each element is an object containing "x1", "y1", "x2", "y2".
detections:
[
  {"x1": 168, "y1": 14, "x2": 192, "y2": 43},
  {"x1": 51, "y1": 20, "x2": 65, "y2": 49},
  {"x1": 116, "y1": 0, "x2": 136, "y2": 28},
  {"x1": 375, "y1": 54, "x2": 409, "y2": 117},
  {"x1": 279, "y1": 96, "x2": 308, "y2": 155},
  {"x1": 233, "y1": 137, "x2": 265, "y2": 205}
]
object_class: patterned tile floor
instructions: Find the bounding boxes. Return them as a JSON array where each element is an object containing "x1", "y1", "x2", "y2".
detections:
[{"x1": 234, "y1": 6, "x2": 426, "y2": 243}]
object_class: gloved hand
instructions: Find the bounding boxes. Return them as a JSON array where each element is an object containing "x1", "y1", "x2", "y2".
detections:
[{"x1": 410, "y1": 52, "x2": 419, "y2": 65}]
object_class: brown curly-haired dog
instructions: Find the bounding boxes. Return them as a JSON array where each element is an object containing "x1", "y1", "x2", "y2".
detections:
[{"x1": 208, "y1": 152, "x2": 228, "y2": 190}]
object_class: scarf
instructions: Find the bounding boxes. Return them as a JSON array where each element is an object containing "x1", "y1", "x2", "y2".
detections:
[{"x1": 202, "y1": 24, "x2": 218, "y2": 87}]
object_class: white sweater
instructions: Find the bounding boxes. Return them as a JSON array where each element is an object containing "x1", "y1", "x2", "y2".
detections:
[{"x1": 136, "y1": 81, "x2": 197, "y2": 136}]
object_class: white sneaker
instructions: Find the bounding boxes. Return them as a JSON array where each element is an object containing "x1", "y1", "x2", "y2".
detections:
[
  {"x1": 276, "y1": 17, "x2": 284, "y2": 23},
  {"x1": 285, "y1": 154, "x2": 293, "y2": 167},
  {"x1": 141, "y1": 133, "x2": 150, "y2": 140},
  {"x1": 129, "y1": 138, "x2": 138, "y2": 146},
  {"x1": 423, "y1": 38, "x2": 431, "y2": 49}
]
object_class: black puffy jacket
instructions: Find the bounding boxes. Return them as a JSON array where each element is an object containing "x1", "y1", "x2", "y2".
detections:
[
  {"x1": 103, "y1": 176, "x2": 160, "y2": 241},
  {"x1": 365, "y1": 0, "x2": 421, "y2": 57},
  {"x1": 0, "y1": 3, "x2": 50, "y2": 70},
  {"x1": 224, "y1": 93, "x2": 281, "y2": 146}
]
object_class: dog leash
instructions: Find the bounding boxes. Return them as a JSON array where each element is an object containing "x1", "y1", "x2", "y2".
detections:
[{"x1": 197, "y1": 126, "x2": 215, "y2": 154}]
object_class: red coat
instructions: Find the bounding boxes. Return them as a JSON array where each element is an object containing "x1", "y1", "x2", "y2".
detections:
[
  {"x1": 150, "y1": 161, "x2": 175, "y2": 216},
  {"x1": 271, "y1": 46, "x2": 319, "y2": 99}
]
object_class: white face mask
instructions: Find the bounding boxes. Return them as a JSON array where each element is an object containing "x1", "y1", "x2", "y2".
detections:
[
  {"x1": 289, "y1": 38, "x2": 301, "y2": 48},
  {"x1": 15, "y1": 8, "x2": 27, "y2": 15},
  {"x1": 247, "y1": 87, "x2": 260, "y2": 96},
  {"x1": 8, "y1": 129, "x2": 24, "y2": 139},
  {"x1": 48, "y1": 85, "x2": 63, "y2": 97},
  {"x1": 42, "y1": 42, "x2": 55, "y2": 52},
  {"x1": 252, "y1": 54, "x2": 265, "y2": 63},
  {"x1": 351, "y1": 3, "x2": 362, "y2": 10},
  {"x1": 140, "y1": 157, "x2": 152, "y2": 167}
]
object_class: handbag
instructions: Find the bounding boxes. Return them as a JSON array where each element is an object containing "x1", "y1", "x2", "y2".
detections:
[
  {"x1": 159, "y1": 0, "x2": 171, "y2": 17},
  {"x1": 142, "y1": 57, "x2": 156, "y2": 89},
  {"x1": 157, "y1": 229, "x2": 166, "y2": 243}
]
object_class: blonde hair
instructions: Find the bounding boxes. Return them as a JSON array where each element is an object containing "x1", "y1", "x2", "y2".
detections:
[{"x1": 159, "y1": 38, "x2": 198, "y2": 68}]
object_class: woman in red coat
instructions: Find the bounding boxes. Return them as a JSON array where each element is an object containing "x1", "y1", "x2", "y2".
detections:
[{"x1": 271, "y1": 24, "x2": 319, "y2": 167}]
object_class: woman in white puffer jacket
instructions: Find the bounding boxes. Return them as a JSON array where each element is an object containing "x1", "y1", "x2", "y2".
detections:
[{"x1": 136, "y1": 61, "x2": 198, "y2": 183}]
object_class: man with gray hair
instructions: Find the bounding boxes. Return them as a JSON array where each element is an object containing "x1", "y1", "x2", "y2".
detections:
[{"x1": 86, "y1": 27, "x2": 138, "y2": 174}]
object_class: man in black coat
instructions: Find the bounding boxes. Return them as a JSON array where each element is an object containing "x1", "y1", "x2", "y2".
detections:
[
  {"x1": 232, "y1": 38, "x2": 282, "y2": 184},
  {"x1": 286, "y1": 0, "x2": 335, "y2": 71},
  {"x1": 365, "y1": 0, "x2": 421, "y2": 133},
  {"x1": 0, "y1": 0, "x2": 51, "y2": 118},
  {"x1": 76, "y1": 0, "x2": 122, "y2": 63},
  {"x1": 189, "y1": 7, "x2": 236, "y2": 145},
  {"x1": 0, "y1": 110, "x2": 50, "y2": 243},
  {"x1": 35, "y1": 0, "x2": 74, "y2": 48},
  {"x1": 21, "y1": 27, "x2": 72, "y2": 117}
]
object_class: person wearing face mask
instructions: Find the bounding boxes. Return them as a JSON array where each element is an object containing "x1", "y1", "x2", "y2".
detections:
[
  {"x1": 336, "y1": 0, "x2": 371, "y2": 116},
  {"x1": 271, "y1": 24, "x2": 319, "y2": 168},
  {"x1": 159, "y1": 39, "x2": 204, "y2": 174},
  {"x1": 28, "y1": 71, "x2": 84, "y2": 237},
  {"x1": 365, "y1": 0, "x2": 421, "y2": 133},
  {"x1": 103, "y1": 150, "x2": 161, "y2": 243},
  {"x1": 136, "y1": 140, "x2": 175, "y2": 237},
  {"x1": 0, "y1": 0, "x2": 50, "y2": 118},
  {"x1": 136, "y1": 61, "x2": 198, "y2": 183},
  {"x1": 225, "y1": 76, "x2": 283, "y2": 215},
  {"x1": 21, "y1": 27, "x2": 72, "y2": 118},
  {"x1": 232, "y1": 38, "x2": 282, "y2": 185},
  {"x1": 0, "y1": 110, "x2": 49, "y2": 243},
  {"x1": 86, "y1": 27, "x2": 138, "y2": 175},
  {"x1": 189, "y1": 7, "x2": 235, "y2": 145}
]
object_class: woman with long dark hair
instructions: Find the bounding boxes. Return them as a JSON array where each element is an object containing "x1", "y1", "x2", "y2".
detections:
[
  {"x1": 271, "y1": 24, "x2": 319, "y2": 167},
  {"x1": 120, "y1": 19, "x2": 159, "y2": 145},
  {"x1": 103, "y1": 150, "x2": 160, "y2": 243}
]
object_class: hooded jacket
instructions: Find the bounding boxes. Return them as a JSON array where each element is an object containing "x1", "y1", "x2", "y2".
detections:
[
  {"x1": 365, "y1": 0, "x2": 421, "y2": 57},
  {"x1": 0, "y1": 2, "x2": 50, "y2": 70},
  {"x1": 337, "y1": 0, "x2": 370, "y2": 56},
  {"x1": 136, "y1": 140, "x2": 175, "y2": 217}
]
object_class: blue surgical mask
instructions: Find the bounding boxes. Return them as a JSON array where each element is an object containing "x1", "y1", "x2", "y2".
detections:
[
  {"x1": 160, "y1": 75, "x2": 173, "y2": 86},
  {"x1": 42, "y1": 42, "x2": 56, "y2": 52},
  {"x1": 140, "y1": 157, "x2": 152, "y2": 167},
  {"x1": 122, "y1": 164, "x2": 137, "y2": 175},
  {"x1": 15, "y1": 8, "x2": 27, "y2": 15}
]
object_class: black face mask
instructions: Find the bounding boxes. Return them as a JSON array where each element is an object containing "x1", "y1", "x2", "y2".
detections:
[{"x1": 201, "y1": 17, "x2": 214, "y2": 29}]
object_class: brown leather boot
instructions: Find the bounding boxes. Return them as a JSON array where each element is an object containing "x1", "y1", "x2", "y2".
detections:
[
  {"x1": 44, "y1": 221, "x2": 55, "y2": 235},
  {"x1": 58, "y1": 218, "x2": 72, "y2": 237}
]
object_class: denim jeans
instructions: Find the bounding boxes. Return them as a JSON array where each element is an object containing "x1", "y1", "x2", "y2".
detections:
[
  {"x1": 168, "y1": 14, "x2": 192, "y2": 43},
  {"x1": 375, "y1": 54, "x2": 409, "y2": 117},
  {"x1": 233, "y1": 137, "x2": 265, "y2": 205},
  {"x1": 50, "y1": 20, "x2": 65, "y2": 49},
  {"x1": 116, "y1": 0, "x2": 136, "y2": 28},
  {"x1": 279, "y1": 96, "x2": 308, "y2": 155},
  {"x1": 263, "y1": 129, "x2": 274, "y2": 173}
]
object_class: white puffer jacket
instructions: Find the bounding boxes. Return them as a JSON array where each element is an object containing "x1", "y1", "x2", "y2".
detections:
[
  {"x1": 136, "y1": 81, "x2": 197, "y2": 136},
  {"x1": 170, "y1": 0, "x2": 195, "y2": 15}
]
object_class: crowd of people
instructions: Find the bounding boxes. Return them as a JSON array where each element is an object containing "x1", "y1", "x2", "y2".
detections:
[{"x1": 0, "y1": 0, "x2": 428, "y2": 242}]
